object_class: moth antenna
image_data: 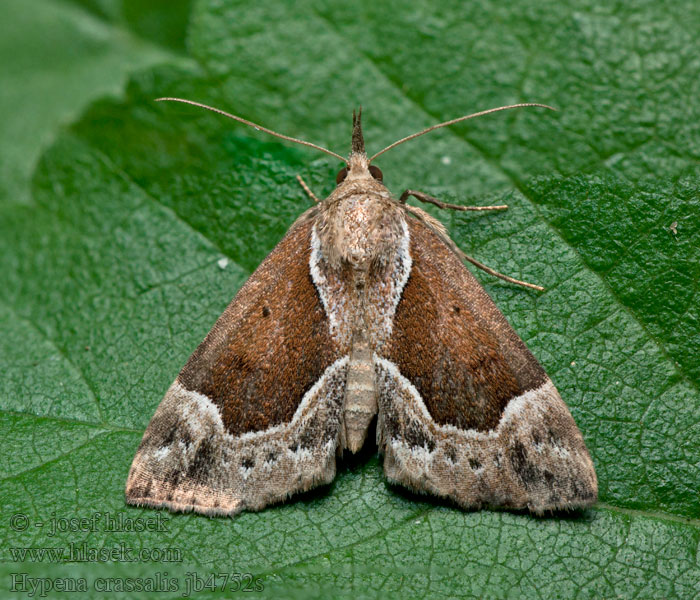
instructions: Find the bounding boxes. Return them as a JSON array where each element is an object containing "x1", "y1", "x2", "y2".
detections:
[
  {"x1": 368, "y1": 103, "x2": 556, "y2": 163},
  {"x1": 156, "y1": 97, "x2": 347, "y2": 164}
]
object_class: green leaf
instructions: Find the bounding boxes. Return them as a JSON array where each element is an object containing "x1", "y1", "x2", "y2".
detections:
[
  {"x1": 0, "y1": 0, "x2": 184, "y2": 208},
  {"x1": 1, "y1": 1, "x2": 699, "y2": 599},
  {"x1": 68, "y1": 0, "x2": 195, "y2": 51}
]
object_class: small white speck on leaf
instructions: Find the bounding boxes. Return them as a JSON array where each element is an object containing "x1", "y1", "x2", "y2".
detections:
[
  {"x1": 441, "y1": 155, "x2": 452, "y2": 165},
  {"x1": 668, "y1": 221, "x2": 678, "y2": 236},
  {"x1": 217, "y1": 257, "x2": 229, "y2": 270},
  {"x1": 570, "y1": 361, "x2": 576, "y2": 367}
]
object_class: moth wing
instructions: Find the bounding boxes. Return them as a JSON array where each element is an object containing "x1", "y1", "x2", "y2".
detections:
[
  {"x1": 376, "y1": 217, "x2": 597, "y2": 513},
  {"x1": 126, "y1": 213, "x2": 347, "y2": 516}
]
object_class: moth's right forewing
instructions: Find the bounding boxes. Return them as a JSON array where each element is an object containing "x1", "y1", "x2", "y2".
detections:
[
  {"x1": 126, "y1": 211, "x2": 348, "y2": 516},
  {"x1": 377, "y1": 217, "x2": 597, "y2": 513}
]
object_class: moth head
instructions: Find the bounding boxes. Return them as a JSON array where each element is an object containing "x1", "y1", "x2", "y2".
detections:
[
  {"x1": 336, "y1": 164, "x2": 383, "y2": 185},
  {"x1": 336, "y1": 108, "x2": 384, "y2": 185}
]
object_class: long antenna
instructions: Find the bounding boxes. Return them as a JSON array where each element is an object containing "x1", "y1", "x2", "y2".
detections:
[
  {"x1": 155, "y1": 97, "x2": 347, "y2": 164},
  {"x1": 368, "y1": 103, "x2": 556, "y2": 163}
]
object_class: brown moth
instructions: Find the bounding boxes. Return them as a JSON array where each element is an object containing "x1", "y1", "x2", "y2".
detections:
[{"x1": 126, "y1": 100, "x2": 598, "y2": 516}]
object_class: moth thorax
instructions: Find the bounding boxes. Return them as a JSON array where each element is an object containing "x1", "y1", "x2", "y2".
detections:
[{"x1": 321, "y1": 194, "x2": 404, "y2": 270}]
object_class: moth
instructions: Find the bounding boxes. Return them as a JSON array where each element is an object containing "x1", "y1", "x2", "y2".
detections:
[{"x1": 126, "y1": 100, "x2": 597, "y2": 516}]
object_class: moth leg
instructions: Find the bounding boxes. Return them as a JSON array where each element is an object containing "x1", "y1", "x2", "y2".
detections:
[
  {"x1": 399, "y1": 189, "x2": 507, "y2": 212},
  {"x1": 297, "y1": 175, "x2": 321, "y2": 203},
  {"x1": 400, "y1": 203, "x2": 544, "y2": 291},
  {"x1": 460, "y1": 253, "x2": 544, "y2": 291}
]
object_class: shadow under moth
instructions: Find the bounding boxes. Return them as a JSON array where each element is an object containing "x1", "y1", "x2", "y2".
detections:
[{"x1": 126, "y1": 100, "x2": 598, "y2": 517}]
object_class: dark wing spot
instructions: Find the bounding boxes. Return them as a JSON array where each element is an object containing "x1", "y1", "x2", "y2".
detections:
[
  {"x1": 128, "y1": 482, "x2": 151, "y2": 499},
  {"x1": 510, "y1": 441, "x2": 539, "y2": 487},
  {"x1": 158, "y1": 419, "x2": 181, "y2": 448},
  {"x1": 547, "y1": 428, "x2": 560, "y2": 445},
  {"x1": 262, "y1": 306, "x2": 270, "y2": 317},
  {"x1": 382, "y1": 409, "x2": 399, "y2": 439},
  {"x1": 241, "y1": 457, "x2": 255, "y2": 469},
  {"x1": 453, "y1": 305, "x2": 461, "y2": 314},
  {"x1": 165, "y1": 468, "x2": 182, "y2": 487},
  {"x1": 299, "y1": 431, "x2": 315, "y2": 450},
  {"x1": 187, "y1": 439, "x2": 215, "y2": 479},
  {"x1": 570, "y1": 477, "x2": 596, "y2": 502},
  {"x1": 468, "y1": 458, "x2": 482, "y2": 470},
  {"x1": 404, "y1": 419, "x2": 436, "y2": 452},
  {"x1": 299, "y1": 415, "x2": 322, "y2": 449},
  {"x1": 180, "y1": 429, "x2": 193, "y2": 448}
]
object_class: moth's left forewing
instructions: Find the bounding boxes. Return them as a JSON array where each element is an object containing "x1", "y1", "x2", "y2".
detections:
[
  {"x1": 126, "y1": 215, "x2": 347, "y2": 516},
  {"x1": 376, "y1": 217, "x2": 597, "y2": 513}
]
